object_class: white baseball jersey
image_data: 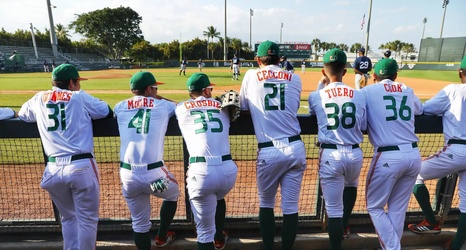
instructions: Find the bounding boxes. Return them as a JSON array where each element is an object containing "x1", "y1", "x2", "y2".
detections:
[
  {"x1": 114, "y1": 96, "x2": 180, "y2": 233},
  {"x1": 417, "y1": 83, "x2": 466, "y2": 212},
  {"x1": 308, "y1": 82, "x2": 366, "y2": 145},
  {"x1": 18, "y1": 87, "x2": 111, "y2": 156},
  {"x1": 0, "y1": 108, "x2": 15, "y2": 120},
  {"x1": 424, "y1": 83, "x2": 466, "y2": 141},
  {"x1": 240, "y1": 64, "x2": 302, "y2": 143},
  {"x1": 114, "y1": 96, "x2": 176, "y2": 164},
  {"x1": 361, "y1": 79, "x2": 422, "y2": 148},
  {"x1": 308, "y1": 82, "x2": 366, "y2": 218},
  {"x1": 361, "y1": 79, "x2": 422, "y2": 250},
  {"x1": 18, "y1": 86, "x2": 111, "y2": 250},
  {"x1": 239, "y1": 64, "x2": 306, "y2": 216},
  {"x1": 175, "y1": 96, "x2": 237, "y2": 244},
  {"x1": 176, "y1": 96, "x2": 231, "y2": 156}
]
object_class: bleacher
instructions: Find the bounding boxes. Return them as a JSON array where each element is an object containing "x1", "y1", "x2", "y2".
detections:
[{"x1": 0, "y1": 45, "x2": 111, "y2": 72}]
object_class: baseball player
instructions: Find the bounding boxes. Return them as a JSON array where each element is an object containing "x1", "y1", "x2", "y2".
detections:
[
  {"x1": 239, "y1": 40, "x2": 307, "y2": 250},
  {"x1": 308, "y1": 48, "x2": 366, "y2": 250},
  {"x1": 353, "y1": 48, "x2": 372, "y2": 90},
  {"x1": 198, "y1": 58, "x2": 203, "y2": 72},
  {"x1": 114, "y1": 71, "x2": 180, "y2": 249},
  {"x1": 384, "y1": 50, "x2": 391, "y2": 59},
  {"x1": 179, "y1": 58, "x2": 188, "y2": 76},
  {"x1": 43, "y1": 59, "x2": 49, "y2": 73},
  {"x1": 175, "y1": 73, "x2": 238, "y2": 250},
  {"x1": 361, "y1": 58, "x2": 422, "y2": 250},
  {"x1": 18, "y1": 64, "x2": 113, "y2": 250},
  {"x1": 281, "y1": 56, "x2": 295, "y2": 73},
  {"x1": 301, "y1": 59, "x2": 306, "y2": 74},
  {"x1": 231, "y1": 54, "x2": 240, "y2": 81},
  {"x1": 408, "y1": 56, "x2": 466, "y2": 250}
]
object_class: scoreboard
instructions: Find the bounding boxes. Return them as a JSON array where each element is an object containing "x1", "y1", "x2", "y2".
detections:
[{"x1": 255, "y1": 42, "x2": 312, "y2": 61}]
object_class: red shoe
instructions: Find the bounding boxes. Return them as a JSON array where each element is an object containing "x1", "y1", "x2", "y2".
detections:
[
  {"x1": 407, "y1": 219, "x2": 441, "y2": 234},
  {"x1": 214, "y1": 230, "x2": 229, "y2": 250},
  {"x1": 343, "y1": 226, "x2": 350, "y2": 239},
  {"x1": 155, "y1": 231, "x2": 176, "y2": 248}
]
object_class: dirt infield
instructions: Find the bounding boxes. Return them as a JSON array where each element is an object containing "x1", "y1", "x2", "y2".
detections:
[
  {"x1": 0, "y1": 69, "x2": 447, "y2": 99},
  {"x1": 212, "y1": 70, "x2": 448, "y2": 99}
]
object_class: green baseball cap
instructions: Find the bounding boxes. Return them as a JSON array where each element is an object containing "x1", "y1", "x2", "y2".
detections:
[
  {"x1": 323, "y1": 48, "x2": 347, "y2": 64},
  {"x1": 256, "y1": 40, "x2": 280, "y2": 57},
  {"x1": 374, "y1": 58, "x2": 399, "y2": 76},
  {"x1": 460, "y1": 56, "x2": 466, "y2": 69},
  {"x1": 130, "y1": 71, "x2": 164, "y2": 90},
  {"x1": 52, "y1": 64, "x2": 87, "y2": 81},
  {"x1": 186, "y1": 73, "x2": 215, "y2": 92}
]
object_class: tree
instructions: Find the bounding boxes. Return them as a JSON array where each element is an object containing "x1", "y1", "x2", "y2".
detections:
[
  {"x1": 130, "y1": 40, "x2": 153, "y2": 63},
  {"x1": 350, "y1": 43, "x2": 363, "y2": 53},
  {"x1": 311, "y1": 38, "x2": 321, "y2": 60},
  {"x1": 203, "y1": 26, "x2": 220, "y2": 60},
  {"x1": 55, "y1": 24, "x2": 70, "y2": 40},
  {"x1": 69, "y1": 6, "x2": 143, "y2": 60},
  {"x1": 337, "y1": 43, "x2": 349, "y2": 52},
  {"x1": 230, "y1": 38, "x2": 242, "y2": 57}
]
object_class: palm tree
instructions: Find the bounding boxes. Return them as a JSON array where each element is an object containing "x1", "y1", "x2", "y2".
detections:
[
  {"x1": 55, "y1": 24, "x2": 70, "y2": 40},
  {"x1": 338, "y1": 43, "x2": 349, "y2": 52},
  {"x1": 230, "y1": 38, "x2": 242, "y2": 57},
  {"x1": 203, "y1": 26, "x2": 221, "y2": 60}
]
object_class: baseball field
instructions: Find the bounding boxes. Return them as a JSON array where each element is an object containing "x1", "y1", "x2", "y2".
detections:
[
  {"x1": 0, "y1": 66, "x2": 459, "y2": 227},
  {"x1": 0, "y1": 66, "x2": 459, "y2": 111}
]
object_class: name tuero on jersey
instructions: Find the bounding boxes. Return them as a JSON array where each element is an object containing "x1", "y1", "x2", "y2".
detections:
[
  {"x1": 257, "y1": 70, "x2": 292, "y2": 81},
  {"x1": 42, "y1": 91, "x2": 72, "y2": 103},
  {"x1": 184, "y1": 99, "x2": 221, "y2": 109},
  {"x1": 325, "y1": 87, "x2": 353, "y2": 99}
]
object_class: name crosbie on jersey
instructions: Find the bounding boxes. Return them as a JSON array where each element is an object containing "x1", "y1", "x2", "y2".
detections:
[{"x1": 175, "y1": 96, "x2": 231, "y2": 157}]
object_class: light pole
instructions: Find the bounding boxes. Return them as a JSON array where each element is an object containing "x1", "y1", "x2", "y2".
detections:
[
  {"x1": 46, "y1": 0, "x2": 58, "y2": 58},
  {"x1": 364, "y1": 0, "x2": 373, "y2": 54},
  {"x1": 224, "y1": 0, "x2": 227, "y2": 61},
  {"x1": 280, "y1": 22, "x2": 283, "y2": 43},
  {"x1": 440, "y1": 0, "x2": 449, "y2": 39},
  {"x1": 422, "y1": 17, "x2": 427, "y2": 39},
  {"x1": 30, "y1": 23, "x2": 39, "y2": 59},
  {"x1": 250, "y1": 9, "x2": 253, "y2": 50}
]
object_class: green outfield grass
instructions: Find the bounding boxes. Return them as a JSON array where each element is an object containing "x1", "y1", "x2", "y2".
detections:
[{"x1": 0, "y1": 67, "x2": 458, "y2": 112}]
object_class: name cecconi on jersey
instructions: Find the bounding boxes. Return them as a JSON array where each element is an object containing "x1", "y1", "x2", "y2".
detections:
[
  {"x1": 184, "y1": 99, "x2": 221, "y2": 109},
  {"x1": 256, "y1": 70, "x2": 293, "y2": 81},
  {"x1": 42, "y1": 91, "x2": 72, "y2": 103}
]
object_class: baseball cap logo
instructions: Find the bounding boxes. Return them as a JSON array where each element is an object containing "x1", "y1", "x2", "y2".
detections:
[
  {"x1": 268, "y1": 49, "x2": 274, "y2": 55},
  {"x1": 379, "y1": 70, "x2": 387, "y2": 75},
  {"x1": 330, "y1": 56, "x2": 336, "y2": 61}
]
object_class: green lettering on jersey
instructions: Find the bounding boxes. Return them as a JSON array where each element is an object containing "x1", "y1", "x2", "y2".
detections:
[
  {"x1": 190, "y1": 109, "x2": 223, "y2": 134},
  {"x1": 128, "y1": 109, "x2": 151, "y2": 134},
  {"x1": 383, "y1": 95, "x2": 411, "y2": 121},
  {"x1": 325, "y1": 102, "x2": 356, "y2": 130},
  {"x1": 46, "y1": 103, "x2": 66, "y2": 131},
  {"x1": 264, "y1": 83, "x2": 285, "y2": 110}
]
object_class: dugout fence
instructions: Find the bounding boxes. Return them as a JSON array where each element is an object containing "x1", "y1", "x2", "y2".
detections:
[{"x1": 0, "y1": 115, "x2": 460, "y2": 234}]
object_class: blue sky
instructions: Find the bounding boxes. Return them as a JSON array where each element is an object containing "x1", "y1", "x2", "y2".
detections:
[{"x1": 0, "y1": 0, "x2": 464, "y2": 53}]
